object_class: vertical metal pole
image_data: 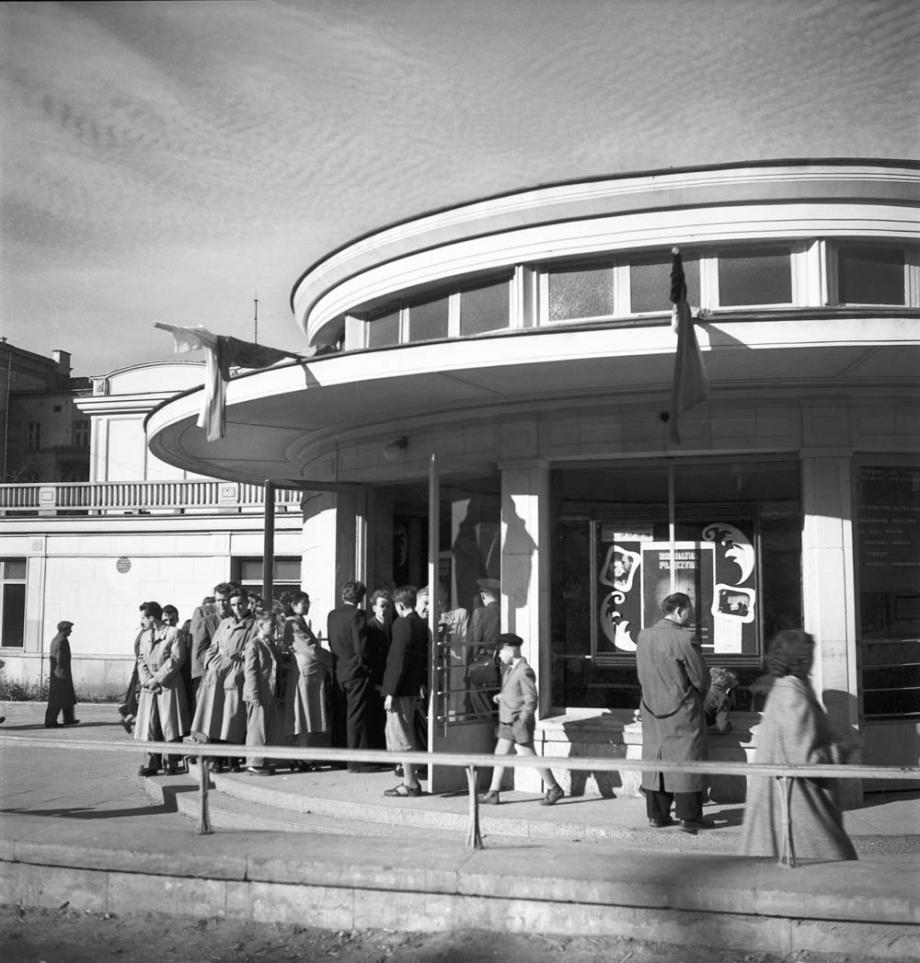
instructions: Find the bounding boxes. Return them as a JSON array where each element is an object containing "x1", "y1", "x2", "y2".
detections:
[
  {"x1": 466, "y1": 765, "x2": 483, "y2": 849},
  {"x1": 778, "y1": 775, "x2": 797, "y2": 868},
  {"x1": 197, "y1": 756, "x2": 213, "y2": 835},
  {"x1": 668, "y1": 462, "x2": 677, "y2": 594},
  {"x1": 263, "y1": 479, "x2": 275, "y2": 605},
  {"x1": 428, "y1": 455, "x2": 440, "y2": 756}
]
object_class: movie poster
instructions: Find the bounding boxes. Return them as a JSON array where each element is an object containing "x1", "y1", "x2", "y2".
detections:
[{"x1": 594, "y1": 519, "x2": 759, "y2": 660}]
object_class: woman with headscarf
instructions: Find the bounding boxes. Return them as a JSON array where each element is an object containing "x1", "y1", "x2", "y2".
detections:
[{"x1": 740, "y1": 628, "x2": 858, "y2": 861}]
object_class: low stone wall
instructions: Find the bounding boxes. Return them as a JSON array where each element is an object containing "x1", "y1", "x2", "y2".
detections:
[{"x1": 526, "y1": 710, "x2": 761, "y2": 803}]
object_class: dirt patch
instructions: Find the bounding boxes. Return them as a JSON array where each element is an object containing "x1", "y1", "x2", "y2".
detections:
[{"x1": 1, "y1": 906, "x2": 913, "y2": 963}]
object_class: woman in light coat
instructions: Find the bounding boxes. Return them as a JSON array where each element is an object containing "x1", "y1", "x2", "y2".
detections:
[
  {"x1": 740, "y1": 629, "x2": 858, "y2": 861},
  {"x1": 283, "y1": 591, "x2": 333, "y2": 769},
  {"x1": 244, "y1": 613, "x2": 282, "y2": 775},
  {"x1": 134, "y1": 601, "x2": 189, "y2": 776}
]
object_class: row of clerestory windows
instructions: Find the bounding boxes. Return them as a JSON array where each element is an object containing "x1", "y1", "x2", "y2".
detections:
[{"x1": 345, "y1": 240, "x2": 917, "y2": 351}]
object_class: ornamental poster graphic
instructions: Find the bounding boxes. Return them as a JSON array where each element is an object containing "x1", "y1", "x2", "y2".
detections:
[{"x1": 595, "y1": 519, "x2": 759, "y2": 661}]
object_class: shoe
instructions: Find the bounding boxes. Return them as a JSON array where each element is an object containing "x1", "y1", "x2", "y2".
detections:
[
  {"x1": 541, "y1": 785, "x2": 564, "y2": 806},
  {"x1": 62, "y1": 719, "x2": 80, "y2": 726},
  {"x1": 648, "y1": 817, "x2": 675, "y2": 828},
  {"x1": 247, "y1": 767, "x2": 273, "y2": 776},
  {"x1": 679, "y1": 818, "x2": 715, "y2": 835},
  {"x1": 44, "y1": 722, "x2": 62, "y2": 728},
  {"x1": 137, "y1": 766, "x2": 159, "y2": 777},
  {"x1": 478, "y1": 790, "x2": 500, "y2": 805},
  {"x1": 121, "y1": 719, "x2": 133, "y2": 734},
  {"x1": 394, "y1": 764, "x2": 403, "y2": 777},
  {"x1": 118, "y1": 704, "x2": 128, "y2": 718},
  {"x1": 383, "y1": 783, "x2": 422, "y2": 797},
  {"x1": 230, "y1": 760, "x2": 244, "y2": 772},
  {"x1": 0, "y1": 716, "x2": 5, "y2": 725}
]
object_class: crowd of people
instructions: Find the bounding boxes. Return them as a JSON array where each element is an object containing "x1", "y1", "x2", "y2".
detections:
[
  {"x1": 110, "y1": 579, "x2": 860, "y2": 860},
  {"x1": 119, "y1": 577, "x2": 508, "y2": 794}
]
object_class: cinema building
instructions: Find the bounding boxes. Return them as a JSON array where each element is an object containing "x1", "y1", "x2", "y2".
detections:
[{"x1": 146, "y1": 159, "x2": 919, "y2": 791}]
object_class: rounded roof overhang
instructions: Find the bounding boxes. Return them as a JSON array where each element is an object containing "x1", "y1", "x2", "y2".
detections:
[
  {"x1": 146, "y1": 312, "x2": 920, "y2": 487},
  {"x1": 291, "y1": 159, "x2": 920, "y2": 346}
]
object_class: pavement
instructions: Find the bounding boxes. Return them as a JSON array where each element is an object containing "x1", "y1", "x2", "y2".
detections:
[{"x1": 1, "y1": 702, "x2": 919, "y2": 959}]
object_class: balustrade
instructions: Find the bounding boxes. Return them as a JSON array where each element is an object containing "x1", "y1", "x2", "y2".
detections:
[{"x1": 0, "y1": 480, "x2": 302, "y2": 516}]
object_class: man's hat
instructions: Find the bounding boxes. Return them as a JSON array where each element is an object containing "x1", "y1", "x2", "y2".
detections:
[
  {"x1": 497, "y1": 632, "x2": 524, "y2": 650},
  {"x1": 477, "y1": 577, "x2": 501, "y2": 591},
  {"x1": 57, "y1": 620, "x2": 74, "y2": 631}
]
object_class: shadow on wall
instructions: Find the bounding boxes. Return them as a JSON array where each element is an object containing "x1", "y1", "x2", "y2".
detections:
[
  {"x1": 501, "y1": 492, "x2": 535, "y2": 638},
  {"x1": 560, "y1": 715, "x2": 623, "y2": 799}
]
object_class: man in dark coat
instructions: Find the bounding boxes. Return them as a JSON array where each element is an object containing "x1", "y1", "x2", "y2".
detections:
[
  {"x1": 636, "y1": 592, "x2": 711, "y2": 833},
  {"x1": 365, "y1": 588, "x2": 392, "y2": 750},
  {"x1": 327, "y1": 579, "x2": 375, "y2": 772},
  {"x1": 381, "y1": 585, "x2": 428, "y2": 797},
  {"x1": 44, "y1": 620, "x2": 78, "y2": 728}
]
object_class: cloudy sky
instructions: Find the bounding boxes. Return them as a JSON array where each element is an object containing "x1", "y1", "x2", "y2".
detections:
[{"x1": 2, "y1": 0, "x2": 918, "y2": 377}]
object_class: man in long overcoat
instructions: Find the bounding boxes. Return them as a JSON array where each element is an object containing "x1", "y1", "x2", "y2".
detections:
[
  {"x1": 636, "y1": 592, "x2": 711, "y2": 833},
  {"x1": 44, "y1": 621, "x2": 78, "y2": 727}
]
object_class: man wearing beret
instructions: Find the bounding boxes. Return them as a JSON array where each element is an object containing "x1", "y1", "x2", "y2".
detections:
[
  {"x1": 478, "y1": 633, "x2": 564, "y2": 806},
  {"x1": 44, "y1": 620, "x2": 79, "y2": 728}
]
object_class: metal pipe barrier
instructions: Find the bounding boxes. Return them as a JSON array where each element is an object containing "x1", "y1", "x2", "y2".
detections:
[{"x1": 1, "y1": 734, "x2": 917, "y2": 866}]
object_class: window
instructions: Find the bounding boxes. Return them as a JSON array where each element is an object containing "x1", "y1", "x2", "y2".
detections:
[
  {"x1": 407, "y1": 295, "x2": 449, "y2": 342},
  {"x1": 546, "y1": 264, "x2": 615, "y2": 321},
  {"x1": 26, "y1": 423, "x2": 41, "y2": 451},
  {"x1": 837, "y1": 244, "x2": 905, "y2": 305},
  {"x1": 1, "y1": 559, "x2": 26, "y2": 647},
  {"x1": 73, "y1": 420, "x2": 89, "y2": 448},
  {"x1": 717, "y1": 247, "x2": 792, "y2": 306},
  {"x1": 458, "y1": 279, "x2": 510, "y2": 336},
  {"x1": 550, "y1": 459, "x2": 801, "y2": 711},
  {"x1": 630, "y1": 254, "x2": 700, "y2": 313},
  {"x1": 367, "y1": 310, "x2": 400, "y2": 348},
  {"x1": 856, "y1": 462, "x2": 920, "y2": 720},
  {"x1": 232, "y1": 557, "x2": 302, "y2": 599}
]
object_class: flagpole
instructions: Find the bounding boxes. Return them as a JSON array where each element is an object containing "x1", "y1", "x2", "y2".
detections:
[{"x1": 668, "y1": 462, "x2": 676, "y2": 594}]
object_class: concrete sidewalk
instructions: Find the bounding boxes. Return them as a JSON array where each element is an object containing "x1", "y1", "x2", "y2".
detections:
[{"x1": 1, "y1": 703, "x2": 919, "y2": 959}]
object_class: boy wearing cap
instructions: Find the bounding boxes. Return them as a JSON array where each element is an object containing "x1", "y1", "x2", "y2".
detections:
[
  {"x1": 44, "y1": 620, "x2": 79, "y2": 728},
  {"x1": 478, "y1": 633, "x2": 564, "y2": 806}
]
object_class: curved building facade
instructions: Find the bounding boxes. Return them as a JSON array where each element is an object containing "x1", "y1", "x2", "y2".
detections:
[{"x1": 148, "y1": 160, "x2": 920, "y2": 786}]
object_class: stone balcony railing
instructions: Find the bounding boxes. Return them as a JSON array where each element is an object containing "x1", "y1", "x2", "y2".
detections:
[{"x1": 0, "y1": 480, "x2": 303, "y2": 516}]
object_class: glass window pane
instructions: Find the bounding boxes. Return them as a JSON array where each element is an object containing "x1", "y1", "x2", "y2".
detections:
[
  {"x1": 367, "y1": 311, "x2": 400, "y2": 348},
  {"x1": 630, "y1": 256, "x2": 700, "y2": 313},
  {"x1": 408, "y1": 296, "x2": 449, "y2": 342},
  {"x1": 2, "y1": 583, "x2": 25, "y2": 646},
  {"x1": 459, "y1": 281, "x2": 509, "y2": 336},
  {"x1": 240, "y1": 560, "x2": 262, "y2": 581},
  {"x1": 719, "y1": 248, "x2": 791, "y2": 305},
  {"x1": 274, "y1": 559, "x2": 301, "y2": 582},
  {"x1": 4, "y1": 560, "x2": 26, "y2": 580},
  {"x1": 838, "y1": 245, "x2": 905, "y2": 305},
  {"x1": 547, "y1": 266, "x2": 614, "y2": 321}
]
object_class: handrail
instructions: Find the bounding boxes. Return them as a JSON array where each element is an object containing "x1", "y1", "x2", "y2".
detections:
[{"x1": 2, "y1": 734, "x2": 917, "y2": 865}]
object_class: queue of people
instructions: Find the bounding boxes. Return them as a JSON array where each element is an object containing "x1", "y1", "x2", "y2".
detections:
[{"x1": 108, "y1": 577, "x2": 860, "y2": 862}]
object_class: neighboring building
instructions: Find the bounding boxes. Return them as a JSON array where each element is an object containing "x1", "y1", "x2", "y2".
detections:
[
  {"x1": 0, "y1": 358, "x2": 303, "y2": 696},
  {"x1": 0, "y1": 341, "x2": 91, "y2": 484},
  {"x1": 145, "y1": 159, "x2": 920, "y2": 791}
]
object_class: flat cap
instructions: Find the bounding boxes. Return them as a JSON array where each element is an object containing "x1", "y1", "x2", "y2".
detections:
[{"x1": 57, "y1": 620, "x2": 74, "y2": 631}]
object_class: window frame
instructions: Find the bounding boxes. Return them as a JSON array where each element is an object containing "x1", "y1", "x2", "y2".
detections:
[{"x1": 0, "y1": 558, "x2": 27, "y2": 649}]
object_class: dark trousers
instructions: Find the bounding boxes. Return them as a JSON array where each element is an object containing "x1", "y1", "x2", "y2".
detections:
[
  {"x1": 44, "y1": 701, "x2": 77, "y2": 726},
  {"x1": 338, "y1": 675, "x2": 370, "y2": 766},
  {"x1": 643, "y1": 785, "x2": 703, "y2": 823}
]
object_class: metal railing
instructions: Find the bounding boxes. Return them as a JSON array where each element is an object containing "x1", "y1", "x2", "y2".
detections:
[
  {"x1": 0, "y1": 481, "x2": 303, "y2": 515},
  {"x1": 1, "y1": 734, "x2": 917, "y2": 867}
]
